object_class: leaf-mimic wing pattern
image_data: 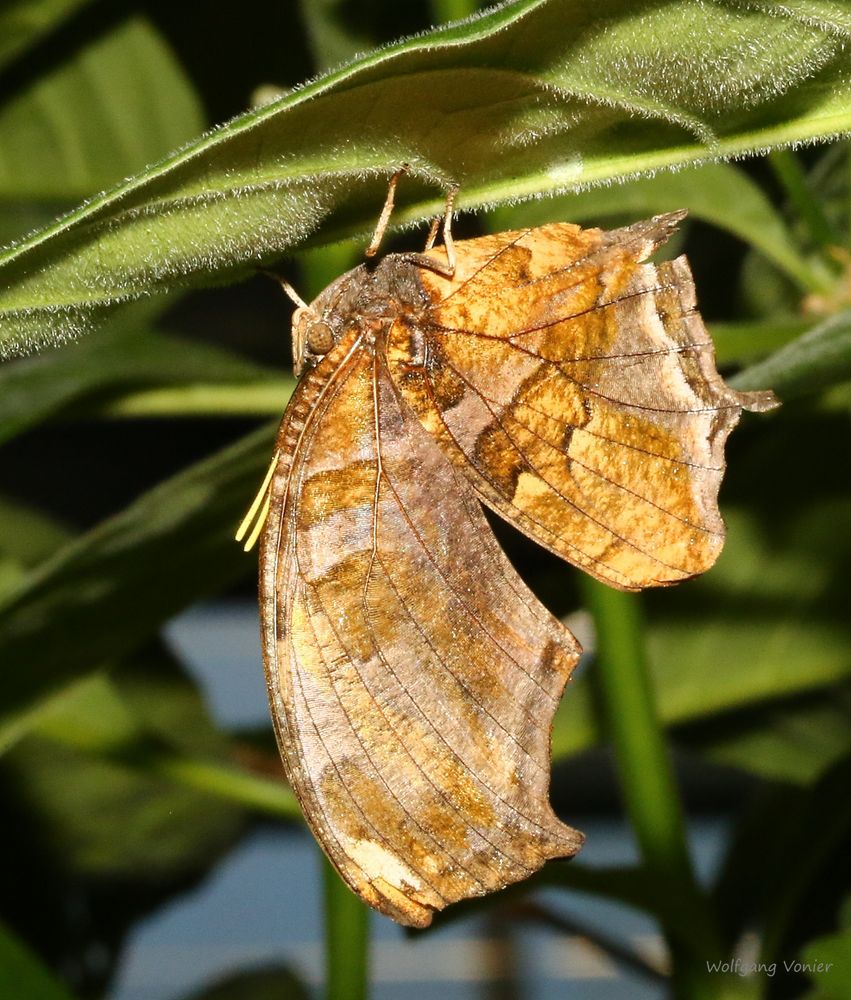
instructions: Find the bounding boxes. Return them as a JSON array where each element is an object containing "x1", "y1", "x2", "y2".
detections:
[
  {"x1": 387, "y1": 214, "x2": 777, "y2": 590},
  {"x1": 260, "y1": 330, "x2": 583, "y2": 928},
  {"x1": 251, "y1": 208, "x2": 776, "y2": 926}
]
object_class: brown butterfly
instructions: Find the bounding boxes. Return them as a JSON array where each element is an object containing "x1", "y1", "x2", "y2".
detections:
[{"x1": 237, "y1": 170, "x2": 777, "y2": 928}]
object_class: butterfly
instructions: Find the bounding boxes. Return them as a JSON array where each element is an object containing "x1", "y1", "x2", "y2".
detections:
[{"x1": 237, "y1": 170, "x2": 777, "y2": 927}]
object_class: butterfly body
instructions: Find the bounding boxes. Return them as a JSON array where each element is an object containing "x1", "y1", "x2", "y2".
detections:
[
  {"x1": 255, "y1": 212, "x2": 776, "y2": 927},
  {"x1": 291, "y1": 256, "x2": 429, "y2": 376}
]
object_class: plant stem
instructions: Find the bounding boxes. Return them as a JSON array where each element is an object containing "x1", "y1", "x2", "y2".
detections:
[
  {"x1": 578, "y1": 578, "x2": 725, "y2": 998},
  {"x1": 768, "y1": 149, "x2": 841, "y2": 252},
  {"x1": 581, "y1": 582, "x2": 692, "y2": 877},
  {"x1": 140, "y1": 749, "x2": 301, "y2": 818},
  {"x1": 323, "y1": 855, "x2": 370, "y2": 1000},
  {"x1": 87, "y1": 382, "x2": 292, "y2": 419}
]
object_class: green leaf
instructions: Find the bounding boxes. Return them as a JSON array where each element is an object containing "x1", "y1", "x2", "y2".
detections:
[
  {"x1": 552, "y1": 488, "x2": 851, "y2": 783},
  {"x1": 732, "y1": 308, "x2": 851, "y2": 399},
  {"x1": 7, "y1": 733, "x2": 244, "y2": 882},
  {"x1": 487, "y1": 162, "x2": 828, "y2": 293},
  {"x1": 711, "y1": 316, "x2": 812, "y2": 367},
  {"x1": 298, "y1": 0, "x2": 372, "y2": 71},
  {"x1": 1, "y1": 0, "x2": 850, "y2": 355},
  {"x1": 646, "y1": 500, "x2": 851, "y2": 722},
  {"x1": 683, "y1": 687, "x2": 851, "y2": 786},
  {"x1": 430, "y1": 0, "x2": 483, "y2": 24},
  {"x1": 0, "y1": 15, "x2": 204, "y2": 202},
  {"x1": 0, "y1": 424, "x2": 276, "y2": 752},
  {"x1": 0, "y1": 647, "x2": 247, "y2": 996},
  {"x1": 0, "y1": 490, "x2": 299, "y2": 817},
  {"x1": 0, "y1": 496, "x2": 70, "y2": 601},
  {"x1": 32, "y1": 671, "x2": 300, "y2": 819},
  {"x1": 0, "y1": 921, "x2": 76, "y2": 1000},
  {"x1": 801, "y1": 898, "x2": 851, "y2": 1000},
  {"x1": 0, "y1": 12, "x2": 202, "y2": 248},
  {"x1": 0, "y1": 303, "x2": 281, "y2": 446},
  {"x1": 84, "y1": 379, "x2": 294, "y2": 420},
  {"x1": 0, "y1": 0, "x2": 93, "y2": 71},
  {"x1": 5, "y1": 646, "x2": 245, "y2": 879},
  {"x1": 769, "y1": 147, "x2": 844, "y2": 252}
]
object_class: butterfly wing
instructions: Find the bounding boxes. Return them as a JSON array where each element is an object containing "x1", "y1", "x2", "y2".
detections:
[
  {"x1": 388, "y1": 214, "x2": 777, "y2": 590},
  {"x1": 260, "y1": 331, "x2": 583, "y2": 928}
]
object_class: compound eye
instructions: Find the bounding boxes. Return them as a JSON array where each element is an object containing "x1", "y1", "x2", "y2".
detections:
[{"x1": 306, "y1": 320, "x2": 335, "y2": 356}]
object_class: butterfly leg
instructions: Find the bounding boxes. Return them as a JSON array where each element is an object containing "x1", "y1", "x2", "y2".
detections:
[
  {"x1": 403, "y1": 184, "x2": 459, "y2": 278},
  {"x1": 420, "y1": 185, "x2": 458, "y2": 265},
  {"x1": 366, "y1": 165, "x2": 410, "y2": 259},
  {"x1": 423, "y1": 214, "x2": 440, "y2": 251},
  {"x1": 365, "y1": 167, "x2": 459, "y2": 280}
]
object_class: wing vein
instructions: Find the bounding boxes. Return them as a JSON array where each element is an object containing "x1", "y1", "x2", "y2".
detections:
[{"x1": 436, "y1": 360, "x2": 692, "y2": 579}]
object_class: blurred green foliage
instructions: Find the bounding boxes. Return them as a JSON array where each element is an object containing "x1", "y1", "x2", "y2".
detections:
[{"x1": 0, "y1": 1, "x2": 850, "y2": 999}]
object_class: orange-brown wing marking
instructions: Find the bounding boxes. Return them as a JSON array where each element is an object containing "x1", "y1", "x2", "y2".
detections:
[
  {"x1": 389, "y1": 215, "x2": 776, "y2": 590},
  {"x1": 260, "y1": 332, "x2": 583, "y2": 928}
]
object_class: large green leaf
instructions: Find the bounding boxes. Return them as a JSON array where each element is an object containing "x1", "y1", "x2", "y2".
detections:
[
  {"x1": 0, "y1": 0, "x2": 93, "y2": 71},
  {"x1": 646, "y1": 501, "x2": 851, "y2": 720},
  {"x1": 0, "y1": 491, "x2": 298, "y2": 817},
  {"x1": 1, "y1": 0, "x2": 850, "y2": 355},
  {"x1": 6, "y1": 649, "x2": 245, "y2": 879},
  {"x1": 732, "y1": 308, "x2": 851, "y2": 399},
  {"x1": 681, "y1": 686, "x2": 851, "y2": 786},
  {"x1": 487, "y1": 161, "x2": 830, "y2": 293},
  {"x1": 298, "y1": 0, "x2": 372, "y2": 71},
  {"x1": 0, "y1": 12, "x2": 202, "y2": 253},
  {"x1": 0, "y1": 303, "x2": 281, "y2": 446},
  {"x1": 0, "y1": 424, "x2": 276, "y2": 751},
  {"x1": 31, "y1": 671, "x2": 300, "y2": 819},
  {"x1": 0, "y1": 15, "x2": 203, "y2": 203},
  {"x1": 711, "y1": 317, "x2": 812, "y2": 367},
  {"x1": 552, "y1": 489, "x2": 851, "y2": 782},
  {"x1": 0, "y1": 646, "x2": 248, "y2": 999},
  {"x1": 0, "y1": 496, "x2": 70, "y2": 601}
]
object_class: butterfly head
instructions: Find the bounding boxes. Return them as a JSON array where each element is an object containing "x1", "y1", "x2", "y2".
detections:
[
  {"x1": 291, "y1": 306, "x2": 337, "y2": 376},
  {"x1": 271, "y1": 270, "x2": 348, "y2": 377},
  {"x1": 288, "y1": 264, "x2": 382, "y2": 377}
]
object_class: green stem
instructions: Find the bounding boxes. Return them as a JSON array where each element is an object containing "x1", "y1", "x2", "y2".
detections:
[
  {"x1": 86, "y1": 381, "x2": 293, "y2": 418},
  {"x1": 43, "y1": 728, "x2": 304, "y2": 819},
  {"x1": 141, "y1": 750, "x2": 301, "y2": 818},
  {"x1": 768, "y1": 149, "x2": 842, "y2": 252},
  {"x1": 578, "y1": 578, "x2": 725, "y2": 997},
  {"x1": 323, "y1": 856, "x2": 370, "y2": 1000}
]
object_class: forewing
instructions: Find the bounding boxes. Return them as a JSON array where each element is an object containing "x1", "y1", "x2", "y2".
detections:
[
  {"x1": 260, "y1": 332, "x2": 583, "y2": 928},
  {"x1": 389, "y1": 216, "x2": 776, "y2": 590}
]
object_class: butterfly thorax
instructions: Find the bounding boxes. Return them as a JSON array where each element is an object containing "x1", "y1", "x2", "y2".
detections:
[{"x1": 292, "y1": 256, "x2": 431, "y2": 375}]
